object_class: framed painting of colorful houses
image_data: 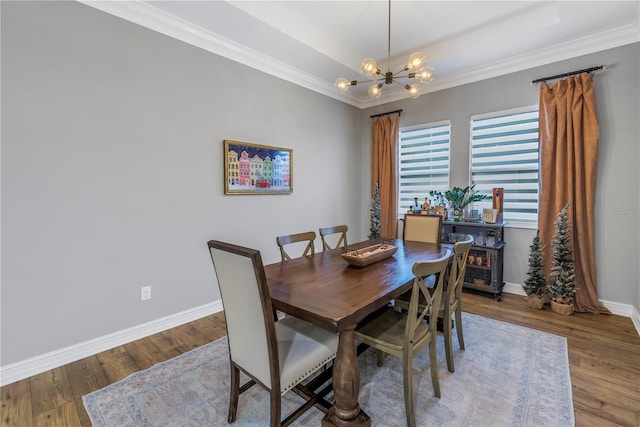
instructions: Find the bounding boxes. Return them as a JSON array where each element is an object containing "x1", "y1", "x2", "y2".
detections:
[{"x1": 223, "y1": 140, "x2": 293, "y2": 195}]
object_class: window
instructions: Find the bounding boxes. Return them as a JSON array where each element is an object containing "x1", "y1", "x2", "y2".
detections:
[
  {"x1": 470, "y1": 106, "x2": 539, "y2": 227},
  {"x1": 398, "y1": 121, "x2": 451, "y2": 214}
]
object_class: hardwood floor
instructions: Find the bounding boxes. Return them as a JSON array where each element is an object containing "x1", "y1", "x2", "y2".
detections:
[{"x1": 2, "y1": 292, "x2": 639, "y2": 426}]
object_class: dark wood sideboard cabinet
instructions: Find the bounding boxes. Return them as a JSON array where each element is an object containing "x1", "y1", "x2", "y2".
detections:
[{"x1": 442, "y1": 220, "x2": 506, "y2": 301}]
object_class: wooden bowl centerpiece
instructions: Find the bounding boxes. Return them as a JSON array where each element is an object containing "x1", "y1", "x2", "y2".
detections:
[{"x1": 341, "y1": 243, "x2": 398, "y2": 268}]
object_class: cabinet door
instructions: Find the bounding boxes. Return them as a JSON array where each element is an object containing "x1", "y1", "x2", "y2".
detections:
[
  {"x1": 464, "y1": 247, "x2": 502, "y2": 289},
  {"x1": 465, "y1": 248, "x2": 493, "y2": 288}
]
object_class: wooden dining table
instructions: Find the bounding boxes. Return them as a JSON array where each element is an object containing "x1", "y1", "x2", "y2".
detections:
[{"x1": 264, "y1": 238, "x2": 451, "y2": 426}]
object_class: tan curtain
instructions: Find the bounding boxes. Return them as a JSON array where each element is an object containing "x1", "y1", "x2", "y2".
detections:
[
  {"x1": 371, "y1": 113, "x2": 399, "y2": 239},
  {"x1": 538, "y1": 73, "x2": 609, "y2": 314}
]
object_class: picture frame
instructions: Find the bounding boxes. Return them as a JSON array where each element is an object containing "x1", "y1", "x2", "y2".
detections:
[{"x1": 223, "y1": 140, "x2": 293, "y2": 195}]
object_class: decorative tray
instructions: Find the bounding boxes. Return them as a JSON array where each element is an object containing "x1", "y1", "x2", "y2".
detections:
[{"x1": 341, "y1": 243, "x2": 398, "y2": 268}]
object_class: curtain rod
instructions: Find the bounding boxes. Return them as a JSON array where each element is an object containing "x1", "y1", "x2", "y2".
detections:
[
  {"x1": 531, "y1": 65, "x2": 605, "y2": 84},
  {"x1": 370, "y1": 109, "x2": 404, "y2": 119}
]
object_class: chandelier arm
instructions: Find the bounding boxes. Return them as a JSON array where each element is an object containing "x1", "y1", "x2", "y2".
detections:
[
  {"x1": 393, "y1": 69, "x2": 412, "y2": 77},
  {"x1": 354, "y1": 78, "x2": 383, "y2": 85}
]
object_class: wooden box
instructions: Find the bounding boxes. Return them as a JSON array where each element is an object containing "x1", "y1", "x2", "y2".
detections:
[{"x1": 483, "y1": 208, "x2": 499, "y2": 223}]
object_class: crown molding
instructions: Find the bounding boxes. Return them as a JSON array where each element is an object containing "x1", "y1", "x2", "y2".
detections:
[
  {"x1": 79, "y1": 1, "x2": 639, "y2": 110},
  {"x1": 78, "y1": 1, "x2": 363, "y2": 107},
  {"x1": 359, "y1": 20, "x2": 640, "y2": 109}
]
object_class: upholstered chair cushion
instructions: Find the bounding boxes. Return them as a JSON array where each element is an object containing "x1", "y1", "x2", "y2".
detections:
[{"x1": 276, "y1": 316, "x2": 337, "y2": 393}]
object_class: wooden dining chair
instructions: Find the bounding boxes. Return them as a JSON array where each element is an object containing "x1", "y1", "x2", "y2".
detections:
[
  {"x1": 400, "y1": 214, "x2": 443, "y2": 308},
  {"x1": 276, "y1": 231, "x2": 316, "y2": 262},
  {"x1": 354, "y1": 250, "x2": 451, "y2": 427},
  {"x1": 395, "y1": 234, "x2": 474, "y2": 373},
  {"x1": 208, "y1": 240, "x2": 338, "y2": 427},
  {"x1": 402, "y1": 213, "x2": 443, "y2": 243},
  {"x1": 319, "y1": 225, "x2": 348, "y2": 251}
]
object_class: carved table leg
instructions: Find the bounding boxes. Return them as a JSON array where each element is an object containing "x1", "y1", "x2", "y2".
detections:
[{"x1": 322, "y1": 328, "x2": 371, "y2": 426}]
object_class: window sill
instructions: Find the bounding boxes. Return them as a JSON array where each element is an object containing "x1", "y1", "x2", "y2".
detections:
[{"x1": 504, "y1": 221, "x2": 538, "y2": 230}]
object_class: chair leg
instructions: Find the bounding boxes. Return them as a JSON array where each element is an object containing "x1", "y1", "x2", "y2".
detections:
[
  {"x1": 429, "y1": 340, "x2": 441, "y2": 398},
  {"x1": 402, "y1": 352, "x2": 416, "y2": 427},
  {"x1": 228, "y1": 365, "x2": 240, "y2": 423},
  {"x1": 443, "y1": 314, "x2": 454, "y2": 373},
  {"x1": 455, "y1": 307, "x2": 465, "y2": 350},
  {"x1": 376, "y1": 349, "x2": 386, "y2": 367},
  {"x1": 270, "y1": 388, "x2": 281, "y2": 427}
]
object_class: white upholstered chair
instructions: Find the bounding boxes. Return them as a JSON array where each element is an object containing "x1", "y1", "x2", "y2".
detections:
[
  {"x1": 354, "y1": 250, "x2": 451, "y2": 427},
  {"x1": 208, "y1": 240, "x2": 338, "y2": 426},
  {"x1": 319, "y1": 225, "x2": 348, "y2": 251}
]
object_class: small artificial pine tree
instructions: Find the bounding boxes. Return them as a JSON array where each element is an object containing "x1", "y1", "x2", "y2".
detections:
[
  {"x1": 523, "y1": 230, "x2": 546, "y2": 297},
  {"x1": 368, "y1": 182, "x2": 381, "y2": 239},
  {"x1": 548, "y1": 204, "x2": 577, "y2": 302}
]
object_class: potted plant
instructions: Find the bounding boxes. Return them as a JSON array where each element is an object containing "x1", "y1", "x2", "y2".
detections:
[
  {"x1": 430, "y1": 185, "x2": 491, "y2": 221},
  {"x1": 522, "y1": 230, "x2": 546, "y2": 309},
  {"x1": 547, "y1": 204, "x2": 577, "y2": 315}
]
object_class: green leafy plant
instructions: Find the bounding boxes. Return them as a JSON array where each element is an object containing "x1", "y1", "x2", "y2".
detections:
[
  {"x1": 522, "y1": 230, "x2": 546, "y2": 297},
  {"x1": 547, "y1": 204, "x2": 577, "y2": 302},
  {"x1": 368, "y1": 182, "x2": 381, "y2": 239},
  {"x1": 429, "y1": 185, "x2": 491, "y2": 210}
]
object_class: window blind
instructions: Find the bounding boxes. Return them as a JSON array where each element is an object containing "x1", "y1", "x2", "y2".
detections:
[
  {"x1": 470, "y1": 106, "x2": 539, "y2": 226},
  {"x1": 398, "y1": 121, "x2": 451, "y2": 214}
]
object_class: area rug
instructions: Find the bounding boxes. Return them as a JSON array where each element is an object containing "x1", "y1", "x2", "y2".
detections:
[{"x1": 83, "y1": 312, "x2": 574, "y2": 426}]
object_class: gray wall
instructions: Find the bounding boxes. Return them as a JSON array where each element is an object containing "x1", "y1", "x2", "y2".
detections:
[
  {"x1": 359, "y1": 43, "x2": 640, "y2": 309},
  {"x1": 1, "y1": 1, "x2": 362, "y2": 365}
]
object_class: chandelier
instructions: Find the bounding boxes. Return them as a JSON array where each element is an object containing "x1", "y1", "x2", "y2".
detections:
[{"x1": 334, "y1": 0, "x2": 434, "y2": 99}]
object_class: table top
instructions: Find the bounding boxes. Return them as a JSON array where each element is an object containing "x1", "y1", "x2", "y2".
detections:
[{"x1": 264, "y1": 238, "x2": 450, "y2": 333}]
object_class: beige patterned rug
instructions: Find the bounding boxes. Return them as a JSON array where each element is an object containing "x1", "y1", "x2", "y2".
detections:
[{"x1": 83, "y1": 312, "x2": 574, "y2": 426}]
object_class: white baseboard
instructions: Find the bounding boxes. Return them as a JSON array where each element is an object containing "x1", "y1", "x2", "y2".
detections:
[
  {"x1": 600, "y1": 299, "x2": 640, "y2": 334},
  {"x1": 2, "y1": 286, "x2": 639, "y2": 386},
  {"x1": 502, "y1": 282, "x2": 640, "y2": 336},
  {"x1": 503, "y1": 282, "x2": 526, "y2": 296},
  {"x1": 0, "y1": 301, "x2": 223, "y2": 387},
  {"x1": 631, "y1": 306, "x2": 640, "y2": 336}
]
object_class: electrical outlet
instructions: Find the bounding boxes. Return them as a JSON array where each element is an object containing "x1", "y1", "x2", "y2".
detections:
[{"x1": 141, "y1": 286, "x2": 152, "y2": 301}]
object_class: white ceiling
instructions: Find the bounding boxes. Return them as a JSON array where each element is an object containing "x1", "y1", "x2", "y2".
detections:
[{"x1": 82, "y1": 1, "x2": 640, "y2": 108}]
